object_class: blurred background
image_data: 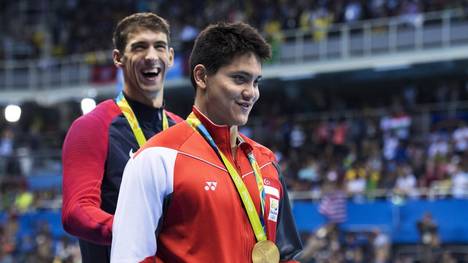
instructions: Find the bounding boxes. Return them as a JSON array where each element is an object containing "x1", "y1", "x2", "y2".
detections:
[{"x1": 1, "y1": 0, "x2": 468, "y2": 262}]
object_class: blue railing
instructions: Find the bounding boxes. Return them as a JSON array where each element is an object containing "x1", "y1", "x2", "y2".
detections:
[{"x1": 293, "y1": 199, "x2": 468, "y2": 243}]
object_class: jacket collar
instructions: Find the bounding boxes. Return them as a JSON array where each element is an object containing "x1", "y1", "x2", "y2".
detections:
[
  {"x1": 124, "y1": 92, "x2": 164, "y2": 125},
  {"x1": 191, "y1": 106, "x2": 253, "y2": 157}
]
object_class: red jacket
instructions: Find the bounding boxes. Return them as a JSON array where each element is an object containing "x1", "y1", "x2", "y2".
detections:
[{"x1": 111, "y1": 107, "x2": 302, "y2": 263}]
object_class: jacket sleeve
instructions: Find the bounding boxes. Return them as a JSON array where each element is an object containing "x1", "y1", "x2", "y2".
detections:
[
  {"x1": 61, "y1": 111, "x2": 114, "y2": 245},
  {"x1": 274, "y1": 163, "x2": 303, "y2": 262},
  {"x1": 111, "y1": 147, "x2": 177, "y2": 263}
]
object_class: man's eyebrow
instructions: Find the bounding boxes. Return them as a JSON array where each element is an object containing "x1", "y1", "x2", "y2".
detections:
[
  {"x1": 130, "y1": 41, "x2": 148, "y2": 48},
  {"x1": 154, "y1": 40, "x2": 168, "y2": 46},
  {"x1": 130, "y1": 40, "x2": 167, "y2": 48},
  {"x1": 230, "y1": 71, "x2": 263, "y2": 83},
  {"x1": 231, "y1": 71, "x2": 257, "y2": 78}
]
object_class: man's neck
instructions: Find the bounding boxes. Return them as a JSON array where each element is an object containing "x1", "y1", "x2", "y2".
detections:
[
  {"x1": 230, "y1": 126, "x2": 239, "y2": 158},
  {"x1": 193, "y1": 102, "x2": 240, "y2": 157},
  {"x1": 123, "y1": 87, "x2": 163, "y2": 108}
]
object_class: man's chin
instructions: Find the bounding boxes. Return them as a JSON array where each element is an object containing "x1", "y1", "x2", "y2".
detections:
[
  {"x1": 140, "y1": 83, "x2": 163, "y2": 92},
  {"x1": 233, "y1": 117, "x2": 249, "y2": 127},
  {"x1": 139, "y1": 76, "x2": 164, "y2": 89}
]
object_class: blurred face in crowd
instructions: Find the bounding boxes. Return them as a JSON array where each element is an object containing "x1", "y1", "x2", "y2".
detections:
[
  {"x1": 194, "y1": 52, "x2": 262, "y2": 126},
  {"x1": 113, "y1": 28, "x2": 174, "y2": 107}
]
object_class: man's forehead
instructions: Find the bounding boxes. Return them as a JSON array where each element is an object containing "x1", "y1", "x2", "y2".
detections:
[
  {"x1": 222, "y1": 53, "x2": 262, "y2": 76},
  {"x1": 127, "y1": 29, "x2": 168, "y2": 43}
]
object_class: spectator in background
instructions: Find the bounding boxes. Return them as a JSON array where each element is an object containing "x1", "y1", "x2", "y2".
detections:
[
  {"x1": 370, "y1": 228, "x2": 391, "y2": 263},
  {"x1": 344, "y1": 161, "x2": 367, "y2": 200},
  {"x1": 178, "y1": 17, "x2": 198, "y2": 75},
  {"x1": 61, "y1": 13, "x2": 182, "y2": 263},
  {"x1": 332, "y1": 117, "x2": 348, "y2": 158},
  {"x1": 290, "y1": 124, "x2": 306, "y2": 150},
  {"x1": 440, "y1": 251, "x2": 457, "y2": 263},
  {"x1": 417, "y1": 212, "x2": 440, "y2": 262},
  {"x1": 54, "y1": 236, "x2": 81, "y2": 263},
  {"x1": 0, "y1": 128, "x2": 15, "y2": 176},
  {"x1": 393, "y1": 163, "x2": 418, "y2": 198},
  {"x1": 428, "y1": 133, "x2": 450, "y2": 159},
  {"x1": 297, "y1": 155, "x2": 321, "y2": 189},
  {"x1": 299, "y1": 223, "x2": 343, "y2": 263},
  {"x1": 452, "y1": 123, "x2": 468, "y2": 155},
  {"x1": 343, "y1": 231, "x2": 364, "y2": 263},
  {"x1": 451, "y1": 159, "x2": 468, "y2": 198},
  {"x1": 13, "y1": 184, "x2": 34, "y2": 214},
  {"x1": 34, "y1": 222, "x2": 54, "y2": 263},
  {"x1": 399, "y1": 0, "x2": 423, "y2": 27},
  {"x1": 1, "y1": 215, "x2": 17, "y2": 263},
  {"x1": 343, "y1": 0, "x2": 364, "y2": 22}
]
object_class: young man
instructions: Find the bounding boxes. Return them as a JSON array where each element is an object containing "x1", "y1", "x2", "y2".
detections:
[
  {"x1": 61, "y1": 13, "x2": 182, "y2": 263},
  {"x1": 111, "y1": 22, "x2": 302, "y2": 263}
]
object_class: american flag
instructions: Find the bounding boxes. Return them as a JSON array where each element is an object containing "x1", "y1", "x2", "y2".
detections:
[{"x1": 318, "y1": 190, "x2": 347, "y2": 223}]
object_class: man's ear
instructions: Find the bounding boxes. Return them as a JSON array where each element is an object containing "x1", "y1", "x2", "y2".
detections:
[
  {"x1": 168, "y1": 47, "x2": 175, "y2": 68},
  {"x1": 113, "y1": 49, "x2": 124, "y2": 67},
  {"x1": 193, "y1": 64, "x2": 207, "y2": 90}
]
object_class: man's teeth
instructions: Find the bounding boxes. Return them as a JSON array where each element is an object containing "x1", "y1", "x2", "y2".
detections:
[{"x1": 143, "y1": 68, "x2": 161, "y2": 75}]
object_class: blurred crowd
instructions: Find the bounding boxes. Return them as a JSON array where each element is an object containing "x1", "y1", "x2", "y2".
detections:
[
  {"x1": 0, "y1": 163, "x2": 72, "y2": 263},
  {"x1": 0, "y1": 80, "x2": 468, "y2": 262},
  {"x1": 246, "y1": 81, "x2": 468, "y2": 202},
  {"x1": 1, "y1": 0, "x2": 468, "y2": 61},
  {"x1": 1, "y1": 78, "x2": 468, "y2": 262},
  {"x1": 298, "y1": 217, "x2": 460, "y2": 263}
]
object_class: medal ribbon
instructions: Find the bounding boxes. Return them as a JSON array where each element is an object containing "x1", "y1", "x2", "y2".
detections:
[
  {"x1": 115, "y1": 92, "x2": 168, "y2": 147},
  {"x1": 186, "y1": 112, "x2": 267, "y2": 242}
]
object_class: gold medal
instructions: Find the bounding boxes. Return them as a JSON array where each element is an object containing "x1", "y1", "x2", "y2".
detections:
[{"x1": 251, "y1": 240, "x2": 280, "y2": 263}]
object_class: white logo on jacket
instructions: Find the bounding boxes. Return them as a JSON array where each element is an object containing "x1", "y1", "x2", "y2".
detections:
[{"x1": 204, "y1": 181, "x2": 218, "y2": 191}]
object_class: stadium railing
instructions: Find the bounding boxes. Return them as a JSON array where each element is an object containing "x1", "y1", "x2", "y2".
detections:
[{"x1": 0, "y1": 9, "x2": 467, "y2": 97}]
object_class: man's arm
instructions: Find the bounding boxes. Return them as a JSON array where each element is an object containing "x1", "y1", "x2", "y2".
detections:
[
  {"x1": 61, "y1": 108, "x2": 116, "y2": 245},
  {"x1": 111, "y1": 147, "x2": 177, "y2": 263},
  {"x1": 274, "y1": 164, "x2": 303, "y2": 263}
]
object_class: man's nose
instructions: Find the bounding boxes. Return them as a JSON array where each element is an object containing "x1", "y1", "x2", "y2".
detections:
[
  {"x1": 145, "y1": 47, "x2": 159, "y2": 63},
  {"x1": 242, "y1": 84, "x2": 257, "y2": 100}
]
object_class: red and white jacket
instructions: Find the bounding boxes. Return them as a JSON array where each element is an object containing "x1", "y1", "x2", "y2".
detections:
[{"x1": 111, "y1": 107, "x2": 302, "y2": 263}]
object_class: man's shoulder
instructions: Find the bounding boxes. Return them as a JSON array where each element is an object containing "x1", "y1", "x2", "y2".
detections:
[
  {"x1": 138, "y1": 121, "x2": 193, "y2": 153},
  {"x1": 63, "y1": 100, "x2": 121, "y2": 152},
  {"x1": 72, "y1": 100, "x2": 121, "y2": 127}
]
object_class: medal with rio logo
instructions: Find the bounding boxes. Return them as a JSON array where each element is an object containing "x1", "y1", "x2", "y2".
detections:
[{"x1": 186, "y1": 113, "x2": 280, "y2": 263}]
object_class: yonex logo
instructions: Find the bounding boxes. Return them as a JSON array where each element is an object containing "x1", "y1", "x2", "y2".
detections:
[{"x1": 204, "y1": 181, "x2": 217, "y2": 191}]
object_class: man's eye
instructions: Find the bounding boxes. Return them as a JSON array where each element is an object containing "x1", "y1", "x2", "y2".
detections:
[
  {"x1": 233, "y1": 76, "x2": 246, "y2": 83},
  {"x1": 133, "y1": 45, "x2": 145, "y2": 51},
  {"x1": 155, "y1": 44, "x2": 166, "y2": 50}
]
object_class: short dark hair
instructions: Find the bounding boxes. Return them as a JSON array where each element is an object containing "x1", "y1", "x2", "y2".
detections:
[
  {"x1": 113, "y1": 12, "x2": 170, "y2": 54},
  {"x1": 189, "y1": 22, "x2": 271, "y2": 89}
]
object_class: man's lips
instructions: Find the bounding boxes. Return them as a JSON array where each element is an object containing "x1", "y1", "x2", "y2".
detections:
[
  {"x1": 237, "y1": 102, "x2": 253, "y2": 110},
  {"x1": 141, "y1": 67, "x2": 162, "y2": 78}
]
